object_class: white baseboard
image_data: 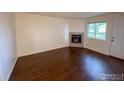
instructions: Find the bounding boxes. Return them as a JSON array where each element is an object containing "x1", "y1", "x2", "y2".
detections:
[
  {"x1": 18, "y1": 45, "x2": 69, "y2": 57},
  {"x1": 6, "y1": 58, "x2": 18, "y2": 81}
]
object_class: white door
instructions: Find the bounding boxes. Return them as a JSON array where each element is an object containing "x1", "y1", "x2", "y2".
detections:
[{"x1": 111, "y1": 20, "x2": 124, "y2": 60}]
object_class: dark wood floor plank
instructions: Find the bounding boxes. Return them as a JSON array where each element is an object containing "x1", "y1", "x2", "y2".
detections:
[{"x1": 9, "y1": 47, "x2": 124, "y2": 81}]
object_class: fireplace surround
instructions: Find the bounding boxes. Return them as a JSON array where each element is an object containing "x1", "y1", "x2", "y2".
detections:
[{"x1": 69, "y1": 32, "x2": 84, "y2": 47}]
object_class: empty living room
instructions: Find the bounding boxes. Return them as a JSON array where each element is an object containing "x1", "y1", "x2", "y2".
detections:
[{"x1": 0, "y1": 12, "x2": 124, "y2": 81}]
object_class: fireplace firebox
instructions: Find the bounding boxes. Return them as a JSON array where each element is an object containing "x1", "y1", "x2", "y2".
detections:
[{"x1": 71, "y1": 35, "x2": 82, "y2": 43}]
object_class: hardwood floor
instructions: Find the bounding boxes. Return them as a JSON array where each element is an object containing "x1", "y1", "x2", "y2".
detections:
[{"x1": 9, "y1": 47, "x2": 124, "y2": 81}]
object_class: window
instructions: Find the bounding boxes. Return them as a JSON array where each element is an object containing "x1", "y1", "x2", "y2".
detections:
[{"x1": 87, "y1": 22, "x2": 107, "y2": 40}]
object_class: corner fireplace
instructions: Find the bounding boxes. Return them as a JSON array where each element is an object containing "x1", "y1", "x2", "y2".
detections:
[{"x1": 69, "y1": 32, "x2": 84, "y2": 47}]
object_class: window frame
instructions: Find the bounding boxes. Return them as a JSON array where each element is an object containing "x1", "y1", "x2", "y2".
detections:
[{"x1": 87, "y1": 21, "x2": 107, "y2": 40}]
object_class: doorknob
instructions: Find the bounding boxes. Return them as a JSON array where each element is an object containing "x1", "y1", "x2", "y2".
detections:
[{"x1": 111, "y1": 37, "x2": 114, "y2": 42}]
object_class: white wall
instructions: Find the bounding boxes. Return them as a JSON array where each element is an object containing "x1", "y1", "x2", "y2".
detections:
[
  {"x1": 0, "y1": 13, "x2": 17, "y2": 80},
  {"x1": 85, "y1": 13, "x2": 124, "y2": 55},
  {"x1": 85, "y1": 14, "x2": 112, "y2": 55},
  {"x1": 15, "y1": 13, "x2": 69, "y2": 57},
  {"x1": 68, "y1": 19, "x2": 86, "y2": 32},
  {"x1": 68, "y1": 19, "x2": 87, "y2": 47}
]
